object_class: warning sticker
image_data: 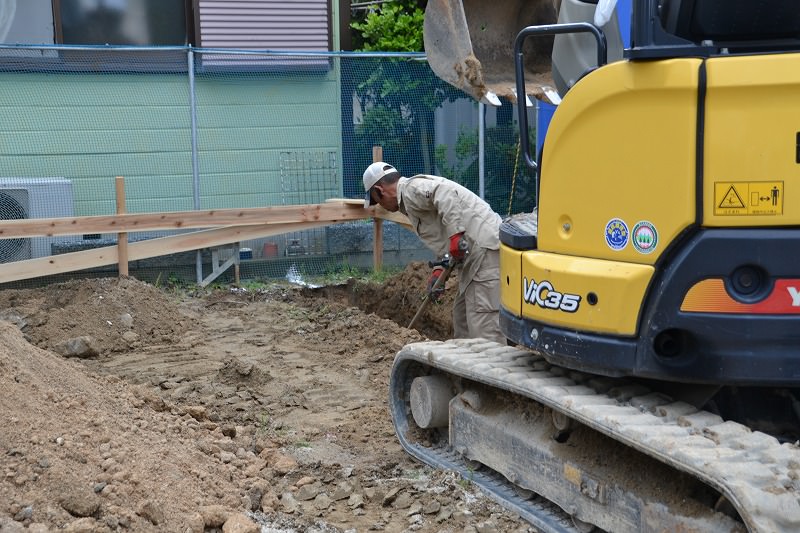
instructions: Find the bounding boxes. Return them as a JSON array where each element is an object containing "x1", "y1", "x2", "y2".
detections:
[{"x1": 714, "y1": 181, "x2": 784, "y2": 216}]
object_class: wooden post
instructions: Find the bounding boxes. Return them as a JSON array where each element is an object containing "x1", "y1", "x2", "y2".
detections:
[
  {"x1": 115, "y1": 176, "x2": 129, "y2": 277},
  {"x1": 372, "y1": 145, "x2": 384, "y2": 272}
]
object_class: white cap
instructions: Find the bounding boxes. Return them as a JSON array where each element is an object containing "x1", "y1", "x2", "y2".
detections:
[{"x1": 363, "y1": 162, "x2": 398, "y2": 208}]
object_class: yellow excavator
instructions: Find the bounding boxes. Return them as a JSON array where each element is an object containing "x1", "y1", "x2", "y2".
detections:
[{"x1": 389, "y1": 0, "x2": 800, "y2": 531}]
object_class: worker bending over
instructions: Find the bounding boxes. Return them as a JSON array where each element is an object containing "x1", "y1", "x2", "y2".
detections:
[{"x1": 363, "y1": 161, "x2": 504, "y2": 344}]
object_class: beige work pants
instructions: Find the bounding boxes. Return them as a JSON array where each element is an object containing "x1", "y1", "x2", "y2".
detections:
[{"x1": 452, "y1": 249, "x2": 504, "y2": 344}]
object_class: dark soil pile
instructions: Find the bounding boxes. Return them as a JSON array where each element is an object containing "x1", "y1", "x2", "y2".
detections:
[{"x1": 307, "y1": 261, "x2": 458, "y2": 341}]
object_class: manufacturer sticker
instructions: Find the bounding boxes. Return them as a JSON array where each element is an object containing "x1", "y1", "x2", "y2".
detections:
[
  {"x1": 631, "y1": 221, "x2": 658, "y2": 254},
  {"x1": 714, "y1": 181, "x2": 783, "y2": 216},
  {"x1": 523, "y1": 278, "x2": 581, "y2": 313},
  {"x1": 604, "y1": 218, "x2": 629, "y2": 251}
]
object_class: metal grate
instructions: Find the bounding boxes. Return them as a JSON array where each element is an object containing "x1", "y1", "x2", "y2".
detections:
[
  {"x1": 279, "y1": 151, "x2": 338, "y2": 256},
  {"x1": 0, "y1": 190, "x2": 30, "y2": 263}
]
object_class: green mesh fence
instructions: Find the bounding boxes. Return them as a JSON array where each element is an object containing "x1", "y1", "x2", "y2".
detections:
[{"x1": 0, "y1": 45, "x2": 538, "y2": 288}]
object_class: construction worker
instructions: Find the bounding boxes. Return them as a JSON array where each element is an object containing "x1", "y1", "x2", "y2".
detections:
[{"x1": 363, "y1": 161, "x2": 504, "y2": 344}]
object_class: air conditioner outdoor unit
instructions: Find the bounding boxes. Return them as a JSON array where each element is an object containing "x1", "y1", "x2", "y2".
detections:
[{"x1": 0, "y1": 178, "x2": 76, "y2": 263}]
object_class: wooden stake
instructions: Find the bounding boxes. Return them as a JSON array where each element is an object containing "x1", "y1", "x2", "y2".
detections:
[
  {"x1": 372, "y1": 146, "x2": 384, "y2": 272},
  {"x1": 115, "y1": 176, "x2": 128, "y2": 277}
]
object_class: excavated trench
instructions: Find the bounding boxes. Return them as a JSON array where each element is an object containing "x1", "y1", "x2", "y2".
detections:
[{"x1": 304, "y1": 261, "x2": 456, "y2": 341}]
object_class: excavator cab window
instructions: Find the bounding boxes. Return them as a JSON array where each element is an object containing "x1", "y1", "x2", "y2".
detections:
[
  {"x1": 661, "y1": 0, "x2": 800, "y2": 43},
  {"x1": 631, "y1": 0, "x2": 800, "y2": 58}
]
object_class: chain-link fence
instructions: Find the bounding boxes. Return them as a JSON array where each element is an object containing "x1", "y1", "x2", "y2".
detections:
[{"x1": 0, "y1": 45, "x2": 539, "y2": 287}]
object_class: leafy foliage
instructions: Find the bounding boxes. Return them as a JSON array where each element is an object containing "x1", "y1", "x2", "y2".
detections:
[
  {"x1": 348, "y1": 1, "x2": 463, "y2": 180},
  {"x1": 351, "y1": 2, "x2": 425, "y2": 52},
  {"x1": 355, "y1": 102, "x2": 414, "y2": 156}
]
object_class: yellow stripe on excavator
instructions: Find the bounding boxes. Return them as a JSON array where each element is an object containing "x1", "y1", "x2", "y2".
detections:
[{"x1": 501, "y1": 244, "x2": 653, "y2": 335}]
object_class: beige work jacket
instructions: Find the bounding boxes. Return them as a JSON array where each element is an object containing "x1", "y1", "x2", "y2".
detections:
[{"x1": 397, "y1": 175, "x2": 502, "y2": 293}]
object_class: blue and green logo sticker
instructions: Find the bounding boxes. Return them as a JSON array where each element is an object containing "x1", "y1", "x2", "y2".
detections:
[
  {"x1": 604, "y1": 218, "x2": 629, "y2": 251},
  {"x1": 632, "y1": 221, "x2": 658, "y2": 254}
]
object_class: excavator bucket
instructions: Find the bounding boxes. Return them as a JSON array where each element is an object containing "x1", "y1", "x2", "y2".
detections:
[{"x1": 423, "y1": 0, "x2": 560, "y2": 104}]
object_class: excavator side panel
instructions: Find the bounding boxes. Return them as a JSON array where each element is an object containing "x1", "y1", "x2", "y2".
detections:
[
  {"x1": 703, "y1": 52, "x2": 800, "y2": 226},
  {"x1": 504, "y1": 53, "x2": 800, "y2": 383},
  {"x1": 499, "y1": 243, "x2": 523, "y2": 318},
  {"x1": 537, "y1": 58, "x2": 701, "y2": 264}
]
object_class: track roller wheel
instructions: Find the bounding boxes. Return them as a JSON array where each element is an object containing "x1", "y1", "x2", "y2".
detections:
[{"x1": 410, "y1": 375, "x2": 454, "y2": 429}]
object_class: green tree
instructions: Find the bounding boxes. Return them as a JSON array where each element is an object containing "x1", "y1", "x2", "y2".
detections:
[
  {"x1": 351, "y1": 2, "x2": 425, "y2": 52},
  {"x1": 349, "y1": 0, "x2": 461, "y2": 180}
]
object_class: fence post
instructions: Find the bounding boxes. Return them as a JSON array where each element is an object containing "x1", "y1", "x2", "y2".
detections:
[
  {"x1": 479, "y1": 101, "x2": 485, "y2": 199},
  {"x1": 372, "y1": 146, "x2": 383, "y2": 272},
  {"x1": 188, "y1": 47, "x2": 203, "y2": 284},
  {"x1": 115, "y1": 176, "x2": 129, "y2": 277}
]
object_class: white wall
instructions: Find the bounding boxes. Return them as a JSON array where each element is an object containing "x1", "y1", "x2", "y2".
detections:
[{"x1": 0, "y1": 0, "x2": 54, "y2": 44}]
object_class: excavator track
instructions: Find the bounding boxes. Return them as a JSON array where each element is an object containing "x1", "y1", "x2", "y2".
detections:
[{"x1": 389, "y1": 339, "x2": 800, "y2": 532}]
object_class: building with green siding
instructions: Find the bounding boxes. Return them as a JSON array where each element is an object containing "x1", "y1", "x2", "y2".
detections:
[
  {"x1": 1, "y1": 0, "x2": 348, "y2": 218},
  {"x1": 0, "y1": 2, "x2": 443, "y2": 276}
]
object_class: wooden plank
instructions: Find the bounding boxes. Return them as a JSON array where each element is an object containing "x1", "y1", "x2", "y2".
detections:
[
  {"x1": 0, "y1": 201, "x2": 375, "y2": 239},
  {"x1": 374, "y1": 206, "x2": 413, "y2": 230},
  {"x1": 333, "y1": 198, "x2": 365, "y2": 205},
  {"x1": 0, "y1": 200, "x2": 413, "y2": 284},
  {"x1": 0, "y1": 221, "x2": 330, "y2": 284},
  {"x1": 327, "y1": 198, "x2": 413, "y2": 230},
  {"x1": 126, "y1": 223, "x2": 332, "y2": 261}
]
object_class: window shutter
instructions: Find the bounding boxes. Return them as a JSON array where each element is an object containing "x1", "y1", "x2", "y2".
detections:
[{"x1": 196, "y1": 0, "x2": 331, "y2": 51}]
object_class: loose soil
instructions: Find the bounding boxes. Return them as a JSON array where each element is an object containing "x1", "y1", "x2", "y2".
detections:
[{"x1": 0, "y1": 262, "x2": 535, "y2": 533}]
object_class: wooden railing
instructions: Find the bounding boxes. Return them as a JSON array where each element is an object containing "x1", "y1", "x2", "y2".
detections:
[{"x1": 0, "y1": 191, "x2": 410, "y2": 284}]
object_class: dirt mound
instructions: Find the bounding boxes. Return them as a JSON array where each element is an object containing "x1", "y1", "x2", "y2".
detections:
[
  {"x1": 0, "y1": 273, "x2": 529, "y2": 532},
  {"x1": 0, "y1": 277, "x2": 194, "y2": 356},
  {"x1": 0, "y1": 320, "x2": 245, "y2": 532}
]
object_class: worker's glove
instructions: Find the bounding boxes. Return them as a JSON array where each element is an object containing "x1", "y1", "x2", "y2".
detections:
[
  {"x1": 449, "y1": 232, "x2": 468, "y2": 261},
  {"x1": 426, "y1": 266, "x2": 446, "y2": 302}
]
